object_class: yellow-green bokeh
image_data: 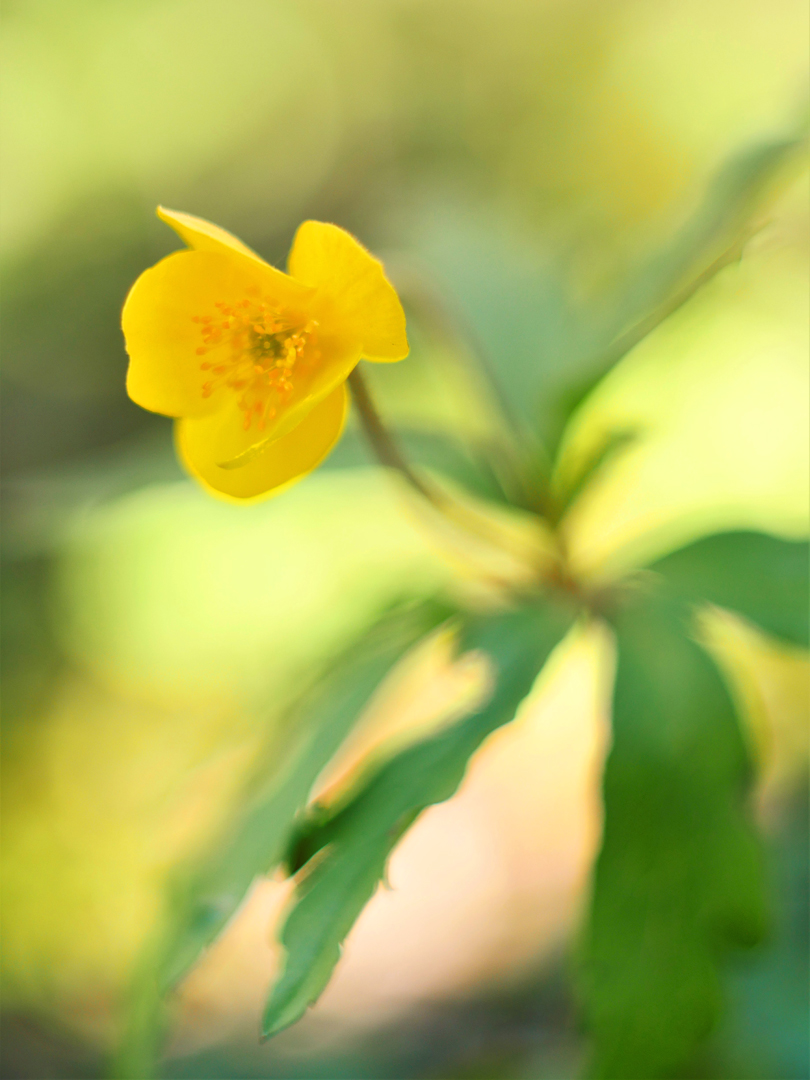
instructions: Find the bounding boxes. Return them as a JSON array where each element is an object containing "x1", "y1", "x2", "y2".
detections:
[{"x1": 1, "y1": 1, "x2": 807, "y2": 1075}]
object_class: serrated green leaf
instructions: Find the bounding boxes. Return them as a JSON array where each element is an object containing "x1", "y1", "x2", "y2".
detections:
[
  {"x1": 262, "y1": 601, "x2": 576, "y2": 1039},
  {"x1": 545, "y1": 128, "x2": 807, "y2": 455},
  {"x1": 161, "y1": 599, "x2": 456, "y2": 987},
  {"x1": 650, "y1": 530, "x2": 809, "y2": 649},
  {"x1": 618, "y1": 133, "x2": 806, "y2": 335},
  {"x1": 580, "y1": 593, "x2": 767, "y2": 1080},
  {"x1": 112, "y1": 598, "x2": 453, "y2": 1079}
]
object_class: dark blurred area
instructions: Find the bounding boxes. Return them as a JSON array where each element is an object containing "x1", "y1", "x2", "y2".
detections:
[{"x1": 1, "y1": 2, "x2": 808, "y2": 1078}]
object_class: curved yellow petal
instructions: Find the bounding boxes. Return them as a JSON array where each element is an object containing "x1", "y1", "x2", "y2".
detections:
[
  {"x1": 288, "y1": 221, "x2": 408, "y2": 362},
  {"x1": 157, "y1": 206, "x2": 302, "y2": 298},
  {"x1": 176, "y1": 384, "x2": 349, "y2": 502},
  {"x1": 158, "y1": 207, "x2": 264, "y2": 261},
  {"x1": 122, "y1": 250, "x2": 313, "y2": 418},
  {"x1": 215, "y1": 334, "x2": 361, "y2": 469}
]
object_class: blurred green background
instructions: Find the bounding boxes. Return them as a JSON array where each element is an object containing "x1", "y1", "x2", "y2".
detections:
[{"x1": 1, "y1": 2, "x2": 808, "y2": 1078}]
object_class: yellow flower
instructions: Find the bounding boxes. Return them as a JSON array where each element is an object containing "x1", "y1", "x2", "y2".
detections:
[{"x1": 122, "y1": 208, "x2": 408, "y2": 502}]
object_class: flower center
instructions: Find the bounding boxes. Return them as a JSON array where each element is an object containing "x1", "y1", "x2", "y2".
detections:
[{"x1": 193, "y1": 288, "x2": 319, "y2": 431}]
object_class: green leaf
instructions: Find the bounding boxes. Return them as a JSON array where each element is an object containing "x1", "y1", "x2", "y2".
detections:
[
  {"x1": 112, "y1": 598, "x2": 453, "y2": 1079},
  {"x1": 549, "y1": 426, "x2": 640, "y2": 521},
  {"x1": 616, "y1": 133, "x2": 806, "y2": 336},
  {"x1": 580, "y1": 592, "x2": 767, "y2": 1080},
  {"x1": 162, "y1": 598, "x2": 456, "y2": 988},
  {"x1": 650, "y1": 530, "x2": 810, "y2": 649},
  {"x1": 545, "y1": 128, "x2": 807, "y2": 455},
  {"x1": 408, "y1": 130, "x2": 805, "y2": 479},
  {"x1": 262, "y1": 601, "x2": 576, "y2": 1039},
  {"x1": 408, "y1": 209, "x2": 596, "y2": 451}
]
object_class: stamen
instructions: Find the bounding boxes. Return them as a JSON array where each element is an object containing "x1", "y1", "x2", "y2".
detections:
[{"x1": 191, "y1": 291, "x2": 319, "y2": 430}]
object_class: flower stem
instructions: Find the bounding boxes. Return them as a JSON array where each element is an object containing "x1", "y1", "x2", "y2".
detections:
[
  {"x1": 347, "y1": 366, "x2": 439, "y2": 504},
  {"x1": 347, "y1": 366, "x2": 548, "y2": 579}
]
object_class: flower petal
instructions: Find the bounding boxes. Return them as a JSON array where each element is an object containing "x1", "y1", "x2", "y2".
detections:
[
  {"x1": 158, "y1": 206, "x2": 302, "y2": 298},
  {"x1": 158, "y1": 206, "x2": 264, "y2": 260},
  {"x1": 122, "y1": 249, "x2": 313, "y2": 418},
  {"x1": 288, "y1": 221, "x2": 408, "y2": 362},
  {"x1": 176, "y1": 384, "x2": 349, "y2": 502}
]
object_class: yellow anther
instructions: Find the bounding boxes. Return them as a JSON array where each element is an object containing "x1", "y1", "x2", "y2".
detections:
[{"x1": 192, "y1": 290, "x2": 319, "y2": 431}]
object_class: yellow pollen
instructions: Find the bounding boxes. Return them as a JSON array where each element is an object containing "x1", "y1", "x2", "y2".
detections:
[{"x1": 192, "y1": 294, "x2": 319, "y2": 431}]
